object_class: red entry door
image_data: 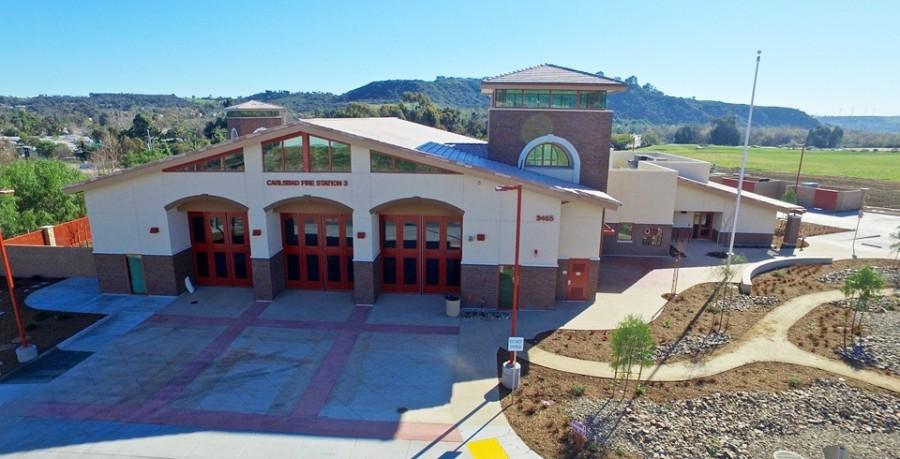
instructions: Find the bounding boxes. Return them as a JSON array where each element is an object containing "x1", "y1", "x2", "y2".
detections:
[
  {"x1": 281, "y1": 213, "x2": 353, "y2": 290},
  {"x1": 381, "y1": 215, "x2": 462, "y2": 294},
  {"x1": 188, "y1": 211, "x2": 252, "y2": 287},
  {"x1": 566, "y1": 259, "x2": 590, "y2": 301},
  {"x1": 692, "y1": 212, "x2": 714, "y2": 239}
]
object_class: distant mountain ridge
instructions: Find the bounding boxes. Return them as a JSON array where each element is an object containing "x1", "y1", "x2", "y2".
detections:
[
  {"x1": 2, "y1": 72, "x2": 821, "y2": 129},
  {"x1": 244, "y1": 74, "x2": 819, "y2": 128},
  {"x1": 816, "y1": 116, "x2": 900, "y2": 133}
]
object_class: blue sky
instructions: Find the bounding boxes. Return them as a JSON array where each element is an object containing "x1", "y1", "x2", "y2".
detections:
[{"x1": 2, "y1": 1, "x2": 897, "y2": 115}]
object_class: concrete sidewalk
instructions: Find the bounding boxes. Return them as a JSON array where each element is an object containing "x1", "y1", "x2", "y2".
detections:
[
  {"x1": 524, "y1": 289, "x2": 900, "y2": 393},
  {"x1": 25, "y1": 277, "x2": 176, "y2": 353}
]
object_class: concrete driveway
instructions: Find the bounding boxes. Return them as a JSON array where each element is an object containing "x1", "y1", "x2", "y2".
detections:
[{"x1": 1, "y1": 282, "x2": 536, "y2": 458}]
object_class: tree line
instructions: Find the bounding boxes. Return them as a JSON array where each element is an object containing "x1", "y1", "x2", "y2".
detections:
[{"x1": 665, "y1": 118, "x2": 846, "y2": 148}]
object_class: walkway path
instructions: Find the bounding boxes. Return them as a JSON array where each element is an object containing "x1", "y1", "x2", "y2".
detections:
[{"x1": 525, "y1": 288, "x2": 900, "y2": 393}]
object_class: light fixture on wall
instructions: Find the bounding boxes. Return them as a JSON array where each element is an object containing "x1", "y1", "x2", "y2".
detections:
[
  {"x1": 252, "y1": 229, "x2": 262, "y2": 236},
  {"x1": 149, "y1": 227, "x2": 160, "y2": 234}
]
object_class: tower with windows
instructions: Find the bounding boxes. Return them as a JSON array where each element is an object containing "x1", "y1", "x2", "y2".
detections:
[
  {"x1": 225, "y1": 101, "x2": 287, "y2": 138},
  {"x1": 481, "y1": 64, "x2": 627, "y2": 191}
]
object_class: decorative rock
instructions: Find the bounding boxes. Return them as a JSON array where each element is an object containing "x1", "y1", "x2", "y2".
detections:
[
  {"x1": 654, "y1": 332, "x2": 731, "y2": 360},
  {"x1": 569, "y1": 379, "x2": 900, "y2": 459},
  {"x1": 716, "y1": 294, "x2": 780, "y2": 312}
]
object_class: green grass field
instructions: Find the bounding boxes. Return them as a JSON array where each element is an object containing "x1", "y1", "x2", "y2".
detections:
[{"x1": 640, "y1": 144, "x2": 900, "y2": 182}]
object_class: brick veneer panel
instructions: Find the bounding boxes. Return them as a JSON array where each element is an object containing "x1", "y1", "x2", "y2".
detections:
[
  {"x1": 353, "y1": 261, "x2": 376, "y2": 305},
  {"x1": 226, "y1": 117, "x2": 283, "y2": 137},
  {"x1": 711, "y1": 230, "x2": 774, "y2": 248},
  {"x1": 603, "y1": 223, "x2": 672, "y2": 256},
  {"x1": 142, "y1": 255, "x2": 177, "y2": 296},
  {"x1": 487, "y1": 109, "x2": 613, "y2": 191},
  {"x1": 518, "y1": 265, "x2": 558, "y2": 309},
  {"x1": 461, "y1": 264, "x2": 498, "y2": 308},
  {"x1": 94, "y1": 253, "x2": 130, "y2": 294},
  {"x1": 173, "y1": 248, "x2": 193, "y2": 293},
  {"x1": 555, "y1": 261, "x2": 568, "y2": 301},
  {"x1": 252, "y1": 251, "x2": 284, "y2": 301},
  {"x1": 586, "y1": 259, "x2": 601, "y2": 300}
]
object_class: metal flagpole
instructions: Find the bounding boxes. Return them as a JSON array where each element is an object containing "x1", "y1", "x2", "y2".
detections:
[{"x1": 726, "y1": 50, "x2": 762, "y2": 269}]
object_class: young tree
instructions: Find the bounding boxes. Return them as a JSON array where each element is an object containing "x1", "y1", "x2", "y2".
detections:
[
  {"x1": 714, "y1": 254, "x2": 746, "y2": 332},
  {"x1": 841, "y1": 266, "x2": 885, "y2": 349},
  {"x1": 890, "y1": 226, "x2": 900, "y2": 269},
  {"x1": 610, "y1": 315, "x2": 655, "y2": 399}
]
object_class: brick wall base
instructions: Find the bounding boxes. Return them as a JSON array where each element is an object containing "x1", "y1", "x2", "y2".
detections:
[
  {"x1": 603, "y1": 223, "x2": 672, "y2": 256},
  {"x1": 518, "y1": 265, "x2": 558, "y2": 309},
  {"x1": 461, "y1": 264, "x2": 498, "y2": 308},
  {"x1": 142, "y1": 248, "x2": 192, "y2": 296},
  {"x1": 251, "y1": 251, "x2": 285, "y2": 300},
  {"x1": 353, "y1": 260, "x2": 377, "y2": 305},
  {"x1": 711, "y1": 230, "x2": 773, "y2": 248},
  {"x1": 94, "y1": 253, "x2": 130, "y2": 294}
]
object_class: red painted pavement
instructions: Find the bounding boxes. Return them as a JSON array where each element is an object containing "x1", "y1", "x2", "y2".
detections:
[{"x1": 6, "y1": 300, "x2": 465, "y2": 443}]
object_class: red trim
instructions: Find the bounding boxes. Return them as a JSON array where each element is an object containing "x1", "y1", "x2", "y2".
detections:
[
  {"x1": 380, "y1": 215, "x2": 461, "y2": 294},
  {"x1": 282, "y1": 213, "x2": 353, "y2": 290},
  {"x1": 188, "y1": 211, "x2": 252, "y2": 287},
  {"x1": 163, "y1": 148, "x2": 244, "y2": 172},
  {"x1": 262, "y1": 132, "x2": 350, "y2": 173}
]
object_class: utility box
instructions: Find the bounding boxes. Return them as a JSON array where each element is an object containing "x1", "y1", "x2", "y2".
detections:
[{"x1": 783, "y1": 214, "x2": 802, "y2": 247}]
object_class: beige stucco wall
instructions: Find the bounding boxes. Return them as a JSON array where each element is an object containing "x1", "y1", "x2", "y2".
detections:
[
  {"x1": 605, "y1": 162, "x2": 677, "y2": 225},
  {"x1": 84, "y1": 139, "x2": 601, "y2": 270},
  {"x1": 558, "y1": 200, "x2": 603, "y2": 260},
  {"x1": 674, "y1": 182, "x2": 778, "y2": 234}
]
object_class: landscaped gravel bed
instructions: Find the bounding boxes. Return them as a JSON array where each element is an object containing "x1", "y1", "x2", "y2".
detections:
[
  {"x1": 716, "y1": 294, "x2": 780, "y2": 312},
  {"x1": 818, "y1": 265, "x2": 900, "y2": 286},
  {"x1": 654, "y1": 332, "x2": 731, "y2": 361},
  {"x1": 569, "y1": 379, "x2": 899, "y2": 459}
]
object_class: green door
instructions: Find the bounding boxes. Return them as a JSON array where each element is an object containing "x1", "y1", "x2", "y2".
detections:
[
  {"x1": 498, "y1": 266, "x2": 514, "y2": 310},
  {"x1": 126, "y1": 255, "x2": 146, "y2": 294}
]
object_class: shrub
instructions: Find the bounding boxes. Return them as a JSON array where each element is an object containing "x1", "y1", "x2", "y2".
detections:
[
  {"x1": 569, "y1": 384, "x2": 587, "y2": 397},
  {"x1": 787, "y1": 376, "x2": 802, "y2": 388}
]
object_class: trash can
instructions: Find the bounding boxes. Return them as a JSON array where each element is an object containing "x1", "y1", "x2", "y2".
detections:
[{"x1": 445, "y1": 294, "x2": 460, "y2": 317}]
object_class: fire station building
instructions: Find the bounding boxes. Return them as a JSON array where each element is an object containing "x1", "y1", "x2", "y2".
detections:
[{"x1": 67, "y1": 64, "x2": 802, "y2": 308}]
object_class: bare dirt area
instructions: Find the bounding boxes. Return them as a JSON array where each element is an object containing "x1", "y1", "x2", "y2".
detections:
[
  {"x1": 788, "y1": 296, "x2": 899, "y2": 375},
  {"x1": 536, "y1": 282, "x2": 775, "y2": 364},
  {"x1": 751, "y1": 258, "x2": 899, "y2": 297},
  {"x1": 501, "y1": 353, "x2": 897, "y2": 459},
  {"x1": 0, "y1": 278, "x2": 103, "y2": 375},
  {"x1": 535, "y1": 259, "x2": 898, "y2": 365}
]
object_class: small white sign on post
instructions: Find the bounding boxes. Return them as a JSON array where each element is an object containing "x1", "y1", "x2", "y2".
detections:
[{"x1": 508, "y1": 337, "x2": 525, "y2": 352}]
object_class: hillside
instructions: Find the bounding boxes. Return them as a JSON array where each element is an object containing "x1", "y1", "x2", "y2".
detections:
[
  {"x1": 1, "y1": 71, "x2": 821, "y2": 131},
  {"x1": 816, "y1": 116, "x2": 900, "y2": 133},
  {"x1": 248, "y1": 74, "x2": 819, "y2": 128}
]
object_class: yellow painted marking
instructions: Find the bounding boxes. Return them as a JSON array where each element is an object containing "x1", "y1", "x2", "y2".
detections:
[{"x1": 466, "y1": 437, "x2": 508, "y2": 459}]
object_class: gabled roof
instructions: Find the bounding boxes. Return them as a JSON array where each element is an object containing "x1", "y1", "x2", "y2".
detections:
[
  {"x1": 678, "y1": 176, "x2": 806, "y2": 214},
  {"x1": 225, "y1": 100, "x2": 285, "y2": 111},
  {"x1": 301, "y1": 118, "x2": 621, "y2": 207},
  {"x1": 65, "y1": 117, "x2": 621, "y2": 209},
  {"x1": 482, "y1": 64, "x2": 627, "y2": 92}
]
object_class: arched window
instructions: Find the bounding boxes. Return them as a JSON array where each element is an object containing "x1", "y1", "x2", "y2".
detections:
[{"x1": 524, "y1": 143, "x2": 571, "y2": 168}]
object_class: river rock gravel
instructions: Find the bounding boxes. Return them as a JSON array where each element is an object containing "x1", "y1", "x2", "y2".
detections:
[{"x1": 569, "y1": 379, "x2": 899, "y2": 459}]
